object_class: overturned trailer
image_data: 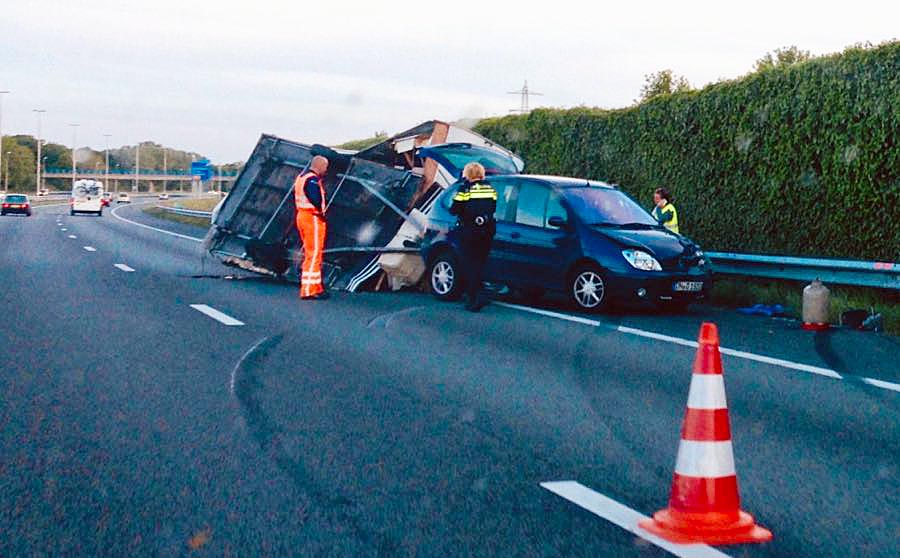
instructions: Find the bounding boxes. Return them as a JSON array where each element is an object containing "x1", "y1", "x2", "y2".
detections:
[{"x1": 205, "y1": 121, "x2": 523, "y2": 291}]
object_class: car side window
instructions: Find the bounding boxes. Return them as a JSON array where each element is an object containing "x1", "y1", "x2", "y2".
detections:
[
  {"x1": 492, "y1": 180, "x2": 516, "y2": 222},
  {"x1": 545, "y1": 191, "x2": 567, "y2": 227},
  {"x1": 514, "y1": 183, "x2": 549, "y2": 228}
]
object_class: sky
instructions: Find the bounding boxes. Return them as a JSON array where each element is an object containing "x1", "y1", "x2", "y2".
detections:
[{"x1": 0, "y1": 0, "x2": 897, "y2": 164}]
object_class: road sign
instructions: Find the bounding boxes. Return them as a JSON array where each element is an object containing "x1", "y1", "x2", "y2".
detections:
[{"x1": 190, "y1": 159, "x2": 212, "y2": 181}]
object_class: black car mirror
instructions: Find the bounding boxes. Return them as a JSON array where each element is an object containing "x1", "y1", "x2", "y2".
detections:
[{"x1": 547, "y1": 216, "x2": 568, "y2": 228}]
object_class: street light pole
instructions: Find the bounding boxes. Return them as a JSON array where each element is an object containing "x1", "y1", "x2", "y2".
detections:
[
  {"x1": 133, "y1": 143, "x2": 140, "y2": 192},
  {"x1": 162, "y1": 148, "x2": 167, "y2": 193},
  {"x1": 69, "y1": 123, "x2": 79, "y2": 189},
  {"x1": 0, "y1": 91, "x2": 9, "y2": 196},
  {"x1": 32, "y1": 109, "x2": 45, "y2": 195},
  {"x1": 103, "y1": 134, "x2": 111, "y2": 194},
  {"x1": 4, "y1": 151, "x2": 10, "y2": 193}
]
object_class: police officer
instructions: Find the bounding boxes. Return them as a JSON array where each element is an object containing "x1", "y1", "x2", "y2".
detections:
[{"x1": 449, "y1": 162, "x2": 497, "y2": 312}]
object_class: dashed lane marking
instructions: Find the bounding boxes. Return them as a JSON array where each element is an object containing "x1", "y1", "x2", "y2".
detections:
[
  {"x1": 540, "y1": 481, "x2": 730, "y2": 558},
  {"x1": 190, "y1": 304, "x2": 244, "y2": 326},
  {"x1": 114, "y1": 264, "x2": 135, "y2": 272},
  {"x1": 83, "y1": 246, "x2": 97, "y2": 252},
  {"x1": 495, "y1": 302, "x2": 896, "y2": 393},
  {"x1": 67, "y1": 235, "x2": 77, "y2": 239}
]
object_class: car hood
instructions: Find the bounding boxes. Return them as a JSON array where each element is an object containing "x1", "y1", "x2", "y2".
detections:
[{"x1": 590, "y1": 226, "x2": 699, "y2": 264}]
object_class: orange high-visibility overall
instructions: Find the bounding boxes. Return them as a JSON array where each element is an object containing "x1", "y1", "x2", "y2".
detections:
[{"x1": 294, "y1": 171, "x2": 327, "y2": 298}]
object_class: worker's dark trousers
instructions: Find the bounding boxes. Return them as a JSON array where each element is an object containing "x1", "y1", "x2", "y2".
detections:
[{"x1": 460, "y1": 230, "x2": 494, "y2": 306}]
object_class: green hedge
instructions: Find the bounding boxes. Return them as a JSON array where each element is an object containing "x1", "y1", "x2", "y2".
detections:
[{"x1": 474, "y1": 42, "x2": 900, "y2": 262}]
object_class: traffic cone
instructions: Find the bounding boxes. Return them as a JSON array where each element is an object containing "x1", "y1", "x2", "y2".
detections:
[{"x1": 639, "y1": 322, "x2": 772, "y2": 545}]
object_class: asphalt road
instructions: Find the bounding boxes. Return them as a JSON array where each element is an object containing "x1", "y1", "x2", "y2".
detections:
[{"x1": 1, "y1": 202, "x2": 897, "y2": 557}]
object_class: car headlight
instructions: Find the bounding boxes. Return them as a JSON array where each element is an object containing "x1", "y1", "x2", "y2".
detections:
[{"x1": 622, "y1": 249, "x2": 662, "y2": 271}]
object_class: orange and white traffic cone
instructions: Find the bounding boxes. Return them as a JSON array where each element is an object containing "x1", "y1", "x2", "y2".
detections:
[{"x1": 639, "y1": 322, "x2": 773, "y2": 545}]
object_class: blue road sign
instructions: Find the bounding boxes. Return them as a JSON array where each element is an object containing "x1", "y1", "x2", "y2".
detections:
[{"x1": 190, "y1": 159, "x2": 212, "y2": 181}]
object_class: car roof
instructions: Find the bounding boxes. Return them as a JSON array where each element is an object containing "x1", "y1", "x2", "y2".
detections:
[{"x1": 488, "y1": 174, "x2": 615, "y2": 189}]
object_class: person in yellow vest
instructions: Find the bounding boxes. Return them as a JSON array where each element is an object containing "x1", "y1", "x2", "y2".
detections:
[
  {"x1": 294, "y1": 155, "x2": 330, "y2": 300},
  {"x1": 652, "y1": 187, "x2": 679, "y2": 234}
]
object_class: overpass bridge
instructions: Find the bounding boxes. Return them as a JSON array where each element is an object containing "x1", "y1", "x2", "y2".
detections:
[{"x1": 42, "y1": 168, "x2": 238, "y2": 192}]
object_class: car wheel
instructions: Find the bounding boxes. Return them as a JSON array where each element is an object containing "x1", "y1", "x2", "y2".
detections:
[
  {"x1": 428, "y1": 251, "x2": 463, "y2": 301},
  {"x1": 27, "y1": 212, "x2": 32, "y2": 217},
  {"x1": 569, "y1": 264, "x2": 608, "y2": 311}
]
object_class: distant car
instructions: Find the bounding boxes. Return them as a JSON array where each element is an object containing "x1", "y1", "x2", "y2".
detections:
[
  {"x1": 101, "y1": 192, "x2": 113, "y2": 207},
  {"x1": 421, "y1": 175, "x2": 712, "y2": 312},
  {"x1": 37, "y1": 189, "x2": 49, "y2": 197},
  {"x1": 1, "y1": 194, "x2": 32, "y2": 216},
  {"x1": 71, "y1": 179, "x2": 104, "y2": 216},
  {"x1": 117, "y1": 192, "x2": 131, "y2": 204},
  {"x1": 158, "y1": 193, "x2": 170, "y2": 200}
]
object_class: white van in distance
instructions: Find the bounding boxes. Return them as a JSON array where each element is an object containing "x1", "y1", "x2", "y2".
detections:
[{"x1": 71, "y1": 179, "x2": 104, "y2": 216}]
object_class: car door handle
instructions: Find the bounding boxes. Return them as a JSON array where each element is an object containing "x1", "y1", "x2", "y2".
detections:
[{"x1": 510, "y1": 232, "x2": 521, "y2": 239}]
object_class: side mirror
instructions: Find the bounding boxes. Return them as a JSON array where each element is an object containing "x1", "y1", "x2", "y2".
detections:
[{"x1": 547, "y1": 216, "x2": 568, "y2": 228}]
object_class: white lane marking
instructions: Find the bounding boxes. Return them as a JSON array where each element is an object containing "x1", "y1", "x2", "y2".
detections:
[
  {"x1": 111, "y1": 202, "x2": 203, "y2": 242},
  {"x1": 494, "y1": 302, "x2": 603, "y2": 327},
  {"x1": 83, "y1": 246, "x2": 97, "y2": 252},
  {"x1": 68, "y1": 235, "x2": 77, "y2": 239},
  {"x1": 686, "y1": 375, "x2": 728, "y2": 410},
  {"x1": 717, "y1": 346, "x2": 842, "y2": 379},
  {"x1": 114, "y1": 263, "x2": 135, "y2": 272},
  {"x1": 540, "y1": 481, "x2": 731, "y2": 558},
  {"x1": 61, "y1": 228, "x2": 67, "y2": 231},
  {"x1": 190, "y1": 304, "x2": 244, "y2": 326},
  {"x1": 230, "y1": 336, "x2": 271, "y2": 394},
  {"x1": 674, "y1": 441, "x2": 736, "y2": 478},
  {"x1": 496, "y1": 302, "x2": 847, "y2": 382},
  {"x1": 862, "y1": 377, "x2": 900, "y2": 393}
]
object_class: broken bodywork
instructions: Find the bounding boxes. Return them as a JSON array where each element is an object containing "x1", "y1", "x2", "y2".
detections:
[{"x1": 205, "y1": 121, "x2": 523, "y2": 291}]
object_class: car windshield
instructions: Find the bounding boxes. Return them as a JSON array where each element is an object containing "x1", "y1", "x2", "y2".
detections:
[
  {"x1": 6, "y1": 195, "x2": 27, "y2": 203},
  {"x1": 431, "y1": 146, "x2": 520, "y2": 176},
  {"x1": 563, "y1": 187, "x2": 658, "y2": 226},
  {"x1": 119, "y1": 193, "x2": 128, "y2": 197}
]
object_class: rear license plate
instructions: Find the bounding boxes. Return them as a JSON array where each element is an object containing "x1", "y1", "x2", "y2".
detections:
[{"x1": 673, "y1": 281, "x2": 704, "y2": 292}]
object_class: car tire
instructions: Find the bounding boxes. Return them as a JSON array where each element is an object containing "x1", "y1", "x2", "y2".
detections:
[
  {"x1": 27, "y1": 212, "x2": 32, "y2": 217},
  {"x1": 428, "y1": 251, "x2": 464, "y2": 301},
  {"x1": 568, "y1": 264, "x2": 609, "y2": 312}
]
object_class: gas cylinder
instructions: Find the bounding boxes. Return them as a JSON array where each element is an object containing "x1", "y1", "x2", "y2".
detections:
[{"x1": 802, "y1": 279, "x2": 830, "y2": 331}]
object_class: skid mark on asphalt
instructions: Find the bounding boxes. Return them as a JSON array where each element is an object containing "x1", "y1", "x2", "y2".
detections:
[
  {"x1": 366, "y1": 305, "x2": 426, "y2": 329},
  {"x1": 230, "y1": 333, "x2": 395, "y2": 552}
]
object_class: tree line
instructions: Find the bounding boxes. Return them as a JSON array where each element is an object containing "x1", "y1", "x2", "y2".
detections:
[{"x1": 0, "y1": 136, "x2": 243, "y2": 191}]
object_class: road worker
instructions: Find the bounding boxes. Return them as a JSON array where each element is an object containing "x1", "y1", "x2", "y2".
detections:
[
  {"x1": 652, "y1": 187, "x2": 680, "y2": 234},
  {"x1": 449, "y1": 162, "x2": 497, "y2": 312},
  {"x1": 294, "y1": 155, "x2": 330, "y2": 300}
]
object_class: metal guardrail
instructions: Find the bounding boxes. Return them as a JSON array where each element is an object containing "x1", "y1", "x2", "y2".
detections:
[
  {"x1": 707, "y1": 251, "x2": 900, "y2": 290},
  {"x1": 155, "y1": 205, "x2": 213, "y2": 218}
]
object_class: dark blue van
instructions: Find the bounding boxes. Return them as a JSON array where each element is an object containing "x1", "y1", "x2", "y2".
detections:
[{"x1": 419, "y1": 174, "x2": 712, "y2": 311}]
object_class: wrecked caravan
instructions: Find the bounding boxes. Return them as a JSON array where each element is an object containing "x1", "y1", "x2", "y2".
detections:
[{"x1": 205, "y1": 121, "x2": 523, "y2": 291}]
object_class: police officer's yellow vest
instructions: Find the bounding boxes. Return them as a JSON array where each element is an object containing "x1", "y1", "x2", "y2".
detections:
[{"x1": 659, "y1": 203, "x2": 679, "y2": 234}]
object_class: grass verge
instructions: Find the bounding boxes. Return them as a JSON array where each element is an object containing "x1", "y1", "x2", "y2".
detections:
[
  {"x1": 710, "y1": 276, "x2": 899, "y2": 335},
  {"x1": 143, "y1": 206, "x2": 211, "y2": 229}
]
